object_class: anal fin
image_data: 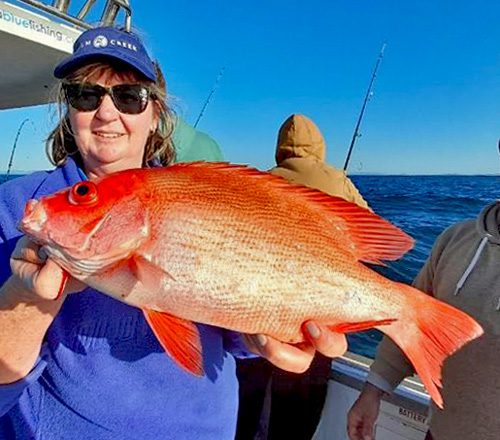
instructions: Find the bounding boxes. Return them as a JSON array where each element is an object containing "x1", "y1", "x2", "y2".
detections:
[{"x1": 328, "y1": 318, "x2": 396, "y2": 333}]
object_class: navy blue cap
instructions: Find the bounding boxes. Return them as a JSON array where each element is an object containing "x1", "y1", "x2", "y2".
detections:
[{"x1": 54, "y1": 27, "x2": 156, "y2": 82}]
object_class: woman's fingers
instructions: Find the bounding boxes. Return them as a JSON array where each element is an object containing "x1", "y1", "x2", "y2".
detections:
[
  {"x1": 34, "y1": 259, "x2": 86, "y2": 298},
  {"x1": 243, "y1": 321, "x2": 347, "y2": 373},
  {"x1": 34, "y1": 259, "x2": 69, "y2": 300},
  {"x1": 11, "y1": 236, "x2": 46, "y2": 265},
  {"x1": 243, "y1": 333, "x2": 315, "y2": 373},
  {"x1": 10, "y1": 236, "x2": 86, "y2": 302},
  {"x1": 303, "y1": 321, "x2": 348, "y2": 358}
]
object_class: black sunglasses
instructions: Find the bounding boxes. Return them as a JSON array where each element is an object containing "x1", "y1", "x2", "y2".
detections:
[{"x1": 63, "y1": 83, "x2": 154, "y2": 115}]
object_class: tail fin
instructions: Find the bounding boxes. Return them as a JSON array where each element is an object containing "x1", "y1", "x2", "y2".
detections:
[{"x1": 381, "y1": 284, "x2": 483, "y2": 408}]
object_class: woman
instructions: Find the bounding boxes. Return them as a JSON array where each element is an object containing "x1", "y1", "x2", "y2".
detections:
[{"x1": 0, "y1": 26, "x2": 346, "y2": 439}]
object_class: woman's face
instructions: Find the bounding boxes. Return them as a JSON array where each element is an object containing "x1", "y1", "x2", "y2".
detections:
[{"x1": 68, "y1": 70, "x2": 158, "y2": 179}]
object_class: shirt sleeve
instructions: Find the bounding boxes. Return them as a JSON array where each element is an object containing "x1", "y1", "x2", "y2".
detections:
[
  {"x1": 0, "y1": 224, "x2": 47, "y2": 417},
  {"x1": 0, "y1": 351, "x2": 47, "y2": 417},
  {"x1": 366, "y1": 371, "x2": 394, "y2": 394},
  {"x1": 222, "y1": 331, "x2": 258, "y2": 359},
  {"x1": 0, "y1": 227, "x2": 16, "y2": 288},
  {"x1": 344, "y1": 177, "x2": 371, "y2": 210},
  {"x1": 368, "y1": 334, "x2": 415, "y2": 391}
]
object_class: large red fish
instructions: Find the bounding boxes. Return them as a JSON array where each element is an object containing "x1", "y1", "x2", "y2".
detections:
[{"x1": 19, "y1": 163, "x2": 483, "y2": 407}]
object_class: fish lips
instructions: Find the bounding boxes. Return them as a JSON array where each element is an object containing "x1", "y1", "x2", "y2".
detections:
[
  {"x1": 19, "y1": 198, "x2": 100, "y2": 261},
  {"x1": 19, "y1": 199, "x2": 47, "y2": 236}
]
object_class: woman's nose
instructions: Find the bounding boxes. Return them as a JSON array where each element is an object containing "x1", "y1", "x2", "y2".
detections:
[{"x1": 95, "y1": 94, "x2": 119, "y2": 121}]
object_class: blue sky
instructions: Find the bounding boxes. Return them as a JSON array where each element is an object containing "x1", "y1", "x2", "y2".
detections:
[{"x1": 2, "y1": 0, "x2": 499, "y2": 174}]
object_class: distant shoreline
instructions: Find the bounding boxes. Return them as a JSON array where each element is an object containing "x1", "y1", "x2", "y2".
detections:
[{"x1": 1, "y1": 172, "x2": 499, "y2": 179}]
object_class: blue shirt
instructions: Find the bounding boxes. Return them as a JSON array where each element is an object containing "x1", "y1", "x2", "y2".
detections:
[{"x1": 0, "y1": 158, "x2": 249, "y2": 439}]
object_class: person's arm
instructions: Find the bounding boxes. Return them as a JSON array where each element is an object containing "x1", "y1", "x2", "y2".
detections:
[
  {"x1": 347, "y1": 382, "x2": 386, "y2": 440},
  {"x1": 0, "y1": 276, "x2": 63, "y2": 384},
  {"x1": 0, "y1": 237, "x2": 72, "y2": 383},
  {"x1": 0, "y1": 237, "x2": 83, "y2": 414},
  {"x1": 347, "y1": 337, "x2": 415, "y2": 440}
]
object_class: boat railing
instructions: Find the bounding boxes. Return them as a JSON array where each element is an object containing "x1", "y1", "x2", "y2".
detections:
[{"x1": 14, "y1": 0, "x2": 131, "y2": 30}]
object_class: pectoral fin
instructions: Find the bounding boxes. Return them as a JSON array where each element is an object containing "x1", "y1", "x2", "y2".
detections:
[
  {"x1": 129, "y1": 254, "x2": 176, "y2": 293},
  {"x1": 142, "y1": 308, "x2": 203, "y2": 376}
]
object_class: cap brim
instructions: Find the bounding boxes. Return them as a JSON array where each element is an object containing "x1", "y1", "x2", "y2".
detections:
[{"x1": 54, "y1": 52, "x2": 156, "y2": 82}]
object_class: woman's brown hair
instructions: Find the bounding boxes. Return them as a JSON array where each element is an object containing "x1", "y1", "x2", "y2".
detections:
[{"x1": 46, "y1": 60, "x2": 176, "y2": 167}]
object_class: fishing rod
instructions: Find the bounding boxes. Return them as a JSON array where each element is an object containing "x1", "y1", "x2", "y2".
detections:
[
  {"x1": 193, "y1": 66, "x2": 225, "y2": 129},
  {"x1": 5, "y1": 118, "x2": 33, "y2": 179},
  {"x1": 343, "y1": 42, "x2": 387, "y2": 172},
  {"x1": 497, "y1": 138, "x2": 500, "y2": 175}
]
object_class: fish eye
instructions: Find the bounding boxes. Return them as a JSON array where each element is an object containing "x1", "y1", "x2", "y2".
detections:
[
  {"x1": 76, "y1": 185, "x2": 89, "y2": 196},
  {"x1": 69, "y1": 182, "x2": 98, "y2": 206}
]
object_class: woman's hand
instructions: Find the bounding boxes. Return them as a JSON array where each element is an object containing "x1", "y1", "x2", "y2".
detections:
[
  {"x1": 0, "y1": 237, "x2": 86, "y2": 383},
  {"x1": 8, "y1": 236, "x2": 85, "y2": 304},
  {"x1": 243, "y1": 321, "x2": 347, "y2": 373}
]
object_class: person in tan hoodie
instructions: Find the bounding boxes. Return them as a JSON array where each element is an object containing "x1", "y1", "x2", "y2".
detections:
[
  {"x1": 236, "y1": 114, "x2": 369, "y2": 440},
  {"x1": 270, "y1": 114, "x2": 369, "y2": 208},
  {"x1": 347, "y1": 202, "x2": 500, "y2": 440}
]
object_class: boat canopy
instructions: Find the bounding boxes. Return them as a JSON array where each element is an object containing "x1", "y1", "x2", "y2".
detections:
[{"x1": 0, "y1": 0, "x2": 130, "y2": 109}]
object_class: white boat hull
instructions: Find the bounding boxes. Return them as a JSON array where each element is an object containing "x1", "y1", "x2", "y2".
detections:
[{"x1": 313, "y1": 354, "x2": 430, "y2": 440}]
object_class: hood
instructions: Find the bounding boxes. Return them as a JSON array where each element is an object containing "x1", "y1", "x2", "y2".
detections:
[
  {"x1": 275, "y1": 114, "x2": 326, "y2": 164},
  {"x1": 476, "y1": 201, "x2": 500, "y2": 245},
  {"x1": 454, "y1": 201, "x2": 500, "y2": 298}
]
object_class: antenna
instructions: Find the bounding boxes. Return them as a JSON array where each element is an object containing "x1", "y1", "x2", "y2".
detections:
[
  {"x1": 343, "y1": 42, "x2": 387, "y2": 172},
  {"x1": 5, "y1": 118, "x2": 34, "y2": 179},
  {"x1": 193, "y1": 66, "x2": 225, "y2": 129}
]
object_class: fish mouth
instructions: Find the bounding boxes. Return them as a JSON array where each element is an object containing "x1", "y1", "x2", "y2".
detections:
[
  {"x1": 20, "y1": 199, "x2": 148, "y2": 278},
  {"x1": 19, "y1": 200, "x2": 115, "y2": 275},
  {"x1": 47, "y1": 224, "x2": 147, "y2": 279},
  {"x1": 18, "y1": 198, "x2": 92, "y2": 255},
  {"x1": 41, "y1": 245, "x2": 119, "y2": 279},
  {"x1": 19, "y1": 199, "x2": 47, "y2": 238}
]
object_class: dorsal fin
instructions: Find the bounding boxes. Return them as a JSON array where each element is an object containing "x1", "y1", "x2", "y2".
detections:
[
  {"x1": 146, "y1": 162, "x2": 415, "y2": 264},
  {"x1": 298, "y1": 191, "x2": 415, "y2": 264}
]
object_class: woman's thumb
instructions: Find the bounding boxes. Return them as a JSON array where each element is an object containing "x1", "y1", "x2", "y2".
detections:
[{"x1": 34, "y1": 259, "x2": 67, "y2": 300}]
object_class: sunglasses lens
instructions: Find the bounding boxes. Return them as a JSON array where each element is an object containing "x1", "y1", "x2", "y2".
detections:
[
  {"x1": 65, "y1": 84, "x2": 103, "y2": 111},
  {"x1": 64, "y1": 84, "x2": 150, "y2": 114},
  {"x1": 112, "y1": 85, "x2": 149, "y2": 114}
]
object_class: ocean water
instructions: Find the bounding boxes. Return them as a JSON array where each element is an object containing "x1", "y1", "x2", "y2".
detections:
[{"x1": 1, "y1": 173, "x2": 498, "y2": 358}]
